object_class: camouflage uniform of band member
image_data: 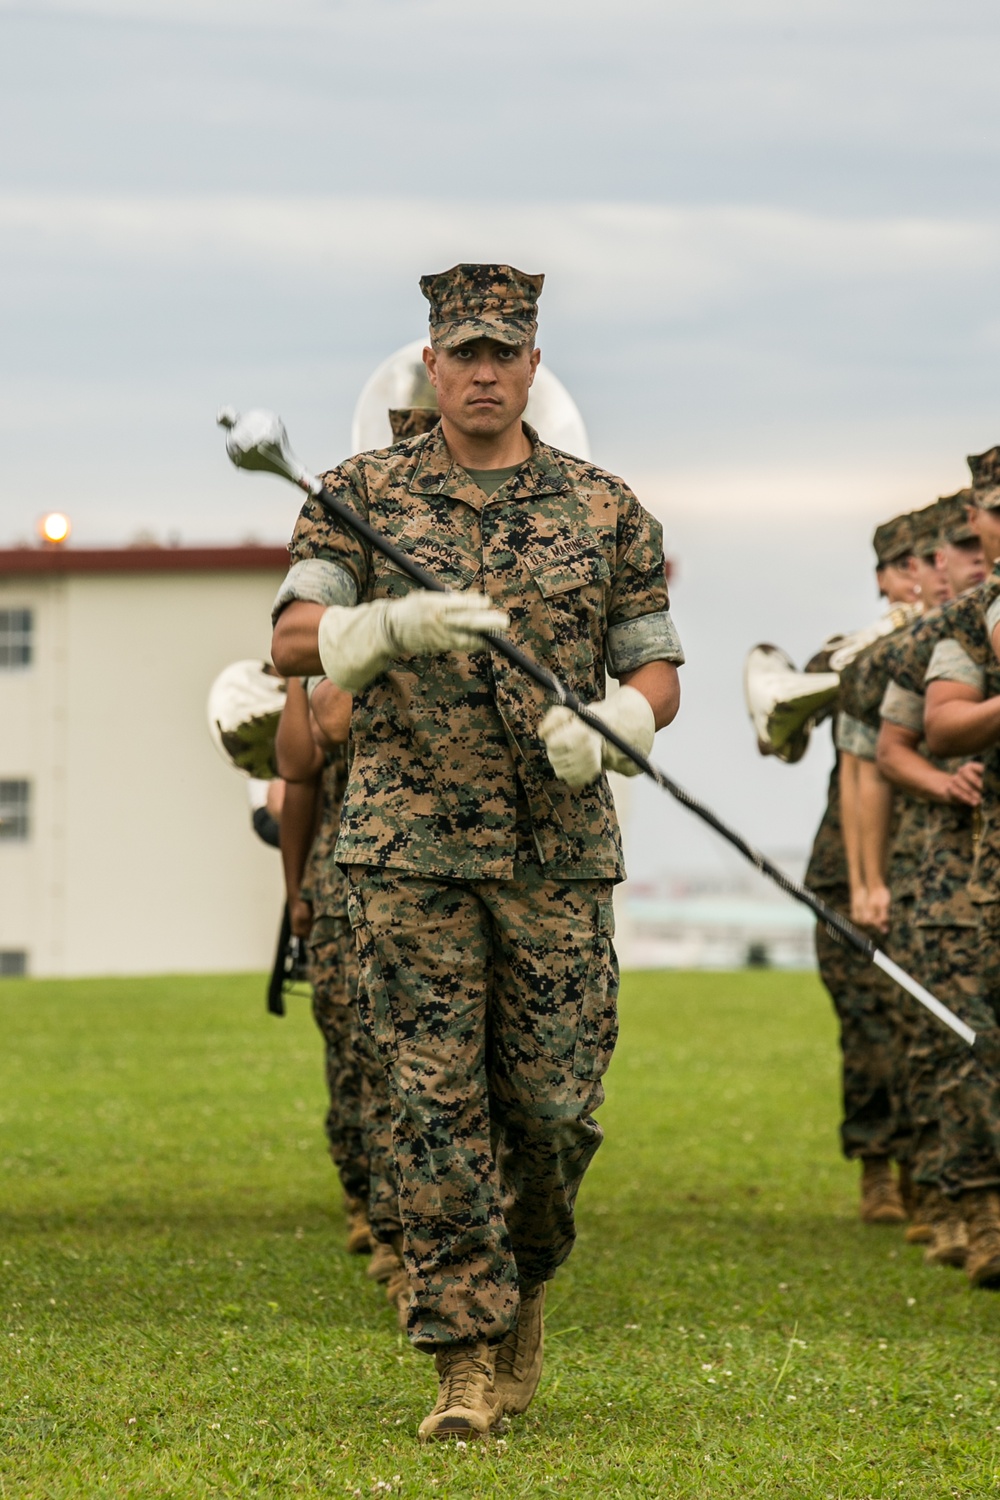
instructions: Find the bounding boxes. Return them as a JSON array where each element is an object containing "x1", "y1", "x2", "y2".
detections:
[
  {"x1": 832, "y1": 502, "x2": 957, "y2": 1214},
  {"x1": 272, "y1": 266, "x2": 683, "y2": 1431},
  {"x1": 835, "y1": 633, "x2": 913, "y2": 1170},
  {"x1": 300, "y1": 742, "x2": 401, "y2": 1274},
  {"x1": 912, "y1": 445, "x2": 1000, "y2": 1285},
  {"x1": 300, "y1": 744, "x2": 368, "y2": 1228},
  {"x1": 807, "y1": 514, "x2": 914, "y2": 1221},
  {"x1": 875, "y1": 504, "x2": 980, "y2": 1263},
  {"x1": 926, "y1": 591, "x2": 1000, "y2": 1219}
]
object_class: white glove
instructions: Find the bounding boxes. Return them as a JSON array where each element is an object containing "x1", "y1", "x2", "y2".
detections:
[
  {"x1": 538, "y1": 685, "x2": 656, "y2": 790},
  {"x1": 317, "y1": 590, "x2": 509, "y2": 693}
]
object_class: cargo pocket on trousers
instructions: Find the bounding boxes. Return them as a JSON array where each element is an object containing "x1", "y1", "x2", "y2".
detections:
[
  {"x1": 572, "y1": 899, "x2": 619, "y2": 1081},
  {"x1": 347, "y1": 885, "x2": 398, "y2": 1060},
  {"x1": 406, "y1": 1146, "x2": 479, "y2": 1221}
]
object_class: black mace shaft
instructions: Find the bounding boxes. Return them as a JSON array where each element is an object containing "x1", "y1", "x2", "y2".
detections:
[{"x1": 215, "y1": 407, "x2": 977, "y2": 1051}]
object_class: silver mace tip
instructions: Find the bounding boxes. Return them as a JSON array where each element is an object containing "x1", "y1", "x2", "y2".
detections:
[{"x1": 215, "y1": 406, "x2": 321, "y2": 496}]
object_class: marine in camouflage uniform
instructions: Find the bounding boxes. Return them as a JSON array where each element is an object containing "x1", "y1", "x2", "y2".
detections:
[
  {"x1": 299, "y1": 738, "x2": 400, "y2": 1253},
  {"x1": 807, "y1": 514, "x2": 916, "y2": 1213},
  {"x1": 921, "y1": 447, "x2": 1000, "y2": 1285},
  {"x1": 917, "y1": 570, "x2": 1000, "y2": 1170},
  {"x1": 874, "y1": 495, "x2": 984, "y2": 1249},
  {"x1": 835, "y1": 625, "x2": 916, "y2": 1174},
  {"x1": 832, "y1": 501, "x2": 960, "y2": 1194},
  {"x1": 270, "y1": 265, "x2": 682, "y2": 1428}
]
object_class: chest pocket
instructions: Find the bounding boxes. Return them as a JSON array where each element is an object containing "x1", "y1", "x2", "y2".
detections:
[
  {"x1": 531, "y1": 551, "x2": 610, "y2": 600},
  {"x1": 526, "y1": 551, "x2": 611, "y2": 692},
  {"x1": 372, "y1": 551, "x2": 481, "y2": 600}
]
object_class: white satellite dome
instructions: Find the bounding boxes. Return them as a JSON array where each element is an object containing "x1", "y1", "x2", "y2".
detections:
[{"x1": 351, "y1": 339, "x2": 590, "y2": 460}]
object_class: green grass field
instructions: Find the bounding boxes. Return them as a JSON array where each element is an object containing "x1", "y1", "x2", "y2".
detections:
[{"x1": 3, "y1": 970, "x2": 1000, "y2": 1498}]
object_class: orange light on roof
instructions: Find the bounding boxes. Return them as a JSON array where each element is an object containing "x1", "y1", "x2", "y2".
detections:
[{"x1": 39, "y1": 512, "x2": 71, "y2": 545}]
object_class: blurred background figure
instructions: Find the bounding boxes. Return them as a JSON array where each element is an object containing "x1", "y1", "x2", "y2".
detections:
[{"x1": 247, "y1": 776, "x2": 284, "y2": 849}]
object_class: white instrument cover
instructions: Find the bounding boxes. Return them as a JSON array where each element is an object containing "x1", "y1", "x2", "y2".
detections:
[
  {"x1": 207, "y1": 659, "x2": 286, "y2": 779},
  {"x1": 744, "y1": 644, "x2": 839, "y2": 763}
]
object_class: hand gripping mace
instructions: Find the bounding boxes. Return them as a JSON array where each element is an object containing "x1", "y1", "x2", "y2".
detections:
[{"x1": 217, "y1": 406, "x2": 977, "y2": 1051}]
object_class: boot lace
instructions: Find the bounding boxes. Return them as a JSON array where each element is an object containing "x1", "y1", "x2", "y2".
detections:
[
  {"x1": 495, "y1": 1289, "x2": 540, "y2": 1379},
  {"x1": 439, "y1": 1350, "x2": 492, "y2": 1409}
]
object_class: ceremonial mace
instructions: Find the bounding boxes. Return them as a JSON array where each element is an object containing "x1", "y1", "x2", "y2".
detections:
[{"x1": 217, "y1": 406, "x2": 976, "y2": 1051}]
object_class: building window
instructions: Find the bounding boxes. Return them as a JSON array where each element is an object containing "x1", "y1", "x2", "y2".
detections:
[
  {"x1": 0, "y1": 609, "x2": 33, "y2": 669},
  {"x1": 0, "y1": 780, "x2": 30, "y2": 840},
  {"x1": 0, "y1": 951, "x2": 27, "y2": 978}
]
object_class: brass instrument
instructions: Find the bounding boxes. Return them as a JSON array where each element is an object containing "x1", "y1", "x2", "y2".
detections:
[
  {"x1": 207, "y1": 658, "x2": 286, "y2": 779},
  {"x1": 744, "y1": 603, "x2": 921, "y2": 762}
]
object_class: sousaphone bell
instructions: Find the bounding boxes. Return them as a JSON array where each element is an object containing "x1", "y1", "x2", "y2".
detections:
[
  {"x1": 743, "y1": 602, "x2": 920, "y2": 763},
  {"x1": 744, "y1": 645, "x2": 839, "y2": 764}
]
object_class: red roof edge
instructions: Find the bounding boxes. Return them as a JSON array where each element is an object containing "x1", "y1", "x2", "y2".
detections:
[{"x1": 0, "y1": 545, "x2": 290, "y2": 577}]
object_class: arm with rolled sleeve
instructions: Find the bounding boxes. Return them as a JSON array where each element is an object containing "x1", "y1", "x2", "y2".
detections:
[
  {"x1": 271, "y1": 463, "x2": 370, "y2": 677},
  {"x1": 540, "y1": 490, "x2": 682, "y2": 788}
]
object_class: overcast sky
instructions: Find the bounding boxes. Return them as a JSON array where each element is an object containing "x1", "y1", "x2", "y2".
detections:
[{"x1": 3, "y1": 0, "x2": 1000, "y2": 883}]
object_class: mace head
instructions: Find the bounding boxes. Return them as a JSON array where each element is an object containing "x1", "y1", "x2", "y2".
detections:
[{"x1": 216, "y1": 407, "x2": 321, "y2": 495}]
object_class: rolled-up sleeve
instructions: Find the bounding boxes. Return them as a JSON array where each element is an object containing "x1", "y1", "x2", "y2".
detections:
[
  {"x1": 271, "y1": 558, "x2": 358, "y2": 624},
  {"x1": 925, "y1": 639, "x2": 985, "y2": 692},
  {"x1": 606, "y1": 611, "x2": 684, "y2": 673},
  {"x1": 880, "y1": 681, "x2": 924, "y2": 733},
  {"x1": 836, "y1": 711, "x2": 878, "y2": 759},
  {"x1": 279, "y1": 461, "x2": 374, "y2": 609},
  {"x1": 607, "y1": 492, "x2": 683, "y2": 672}
]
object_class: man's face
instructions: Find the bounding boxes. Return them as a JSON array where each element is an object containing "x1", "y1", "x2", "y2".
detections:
[
  {"x1": 967, "y1": 502, "x2": 1000, "y2": 569},
  {"x1": 941, "y1": 537, "x2": 986, "y2": 596},
  {"x1": 876, "y1": 555, "x2": 921, "y2": 606},
  {"x1": 914, "y1": 553, "x2": 950, "y2": 606},
  {"x1": 423, "y1": 338, "x2": 540, "y2": 440}
]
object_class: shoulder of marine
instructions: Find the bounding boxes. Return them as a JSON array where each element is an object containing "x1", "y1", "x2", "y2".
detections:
[{"x1": 836, "y1": 617, "x2": 915, "y2": 753}]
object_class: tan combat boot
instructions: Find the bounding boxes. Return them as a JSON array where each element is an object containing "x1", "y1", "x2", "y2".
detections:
[
  {"x1": 417, "y1": 1342, "x2": 501, "y2": 1442},
  {"x1": 859, "y1": 1157, "x2": 907, "y2": 1225},
  {"x1": 924, "y1": 1199, "x2": 968, "y2": 1268},
  {"x1": 345, "y1": 1196, "x2": 374, "y2": 1255},
  {"x1": 904, "y1": 1185, "x2": 939, "y2": 1244},
  {"x1": 962, "y1": 1189, "x2": 1000, "y2": 1288},
  {"x1": 367, "y1": 1240, "x2": 401, "y2": 1283},
  {"x1": 493, "y1": 1283, "x2": 545, "y2": 1417}
]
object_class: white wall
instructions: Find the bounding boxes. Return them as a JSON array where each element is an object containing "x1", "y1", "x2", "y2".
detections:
[
  {"x1": 0, "y1": 564, "x2": 642, "y2": 976},
  {"x1": 0, "y1": 567, "x2": 286, "y2": 977}
]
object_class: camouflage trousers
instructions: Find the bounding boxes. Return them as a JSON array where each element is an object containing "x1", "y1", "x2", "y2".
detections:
[
  {"x1": 814, "y1": 885, "x2": 910, "y2": 1162},
  {"x1": 308, "y1": 916, "x2": 399, "y2": 1238},
  {"x1": 883, "y1": 894, "x2": 917, "y2": 1162},
  {"x1": 908, "y1": 922, "x2": 997, "y2": 1195},
  {"x1": 346, "y1": 864, "x2": 617, "y2": 1349}
]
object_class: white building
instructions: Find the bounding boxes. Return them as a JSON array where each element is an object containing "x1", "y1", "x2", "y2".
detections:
[{"x1": 0, "y1": 543, "x2": 288, "y2": 977}]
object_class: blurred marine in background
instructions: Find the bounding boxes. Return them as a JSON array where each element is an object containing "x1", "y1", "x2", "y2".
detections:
[{"x1": 808, "y1": 514, "x2": 920, "y2": 1225}]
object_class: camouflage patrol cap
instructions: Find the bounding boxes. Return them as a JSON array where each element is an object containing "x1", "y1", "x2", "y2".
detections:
[
  {"x1": 873, "y1": 514, "x2": 914, "y2": 567},
  {"x1": 968, "y1": 445, "x2": 1000, "y2": 510},
  {"x1": 937, "y1": 488, "x2": 977, "y2": 544},
  {"x1": 909, "y1": 501, "x2": 944, "y2": 558},
  {"x1": 388, "y1": 407, "x2": 441, "y2": 441},
  {"x1": 420, "y1": 263, "x2": 544, "y2": 349}
]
